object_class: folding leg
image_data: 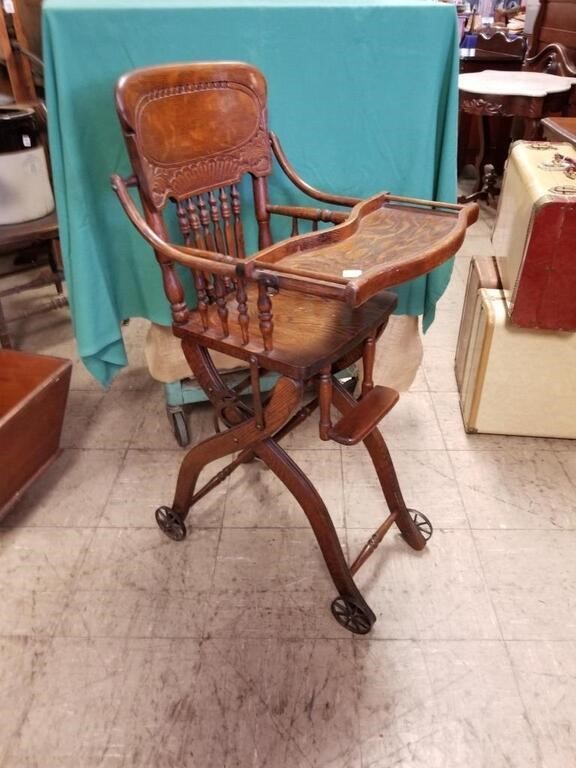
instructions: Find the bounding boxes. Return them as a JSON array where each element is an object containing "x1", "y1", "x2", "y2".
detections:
[
  {"x1": 332, "y1": 378, "x2": 432, "y2": 553},
  {"x1": 156, "y1": 340, "x2": 424, "y2": 634},
  {"x1": 155, "y1": 375, "x2": 303, "y2": 540},
  {"x1": 254, "y1": 438, "x2": 376, "y2": 634}
]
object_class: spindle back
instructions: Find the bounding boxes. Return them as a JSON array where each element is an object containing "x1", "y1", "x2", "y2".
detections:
[{"x1": 115, "y1": 61, "x2": 284, "y2": 337}]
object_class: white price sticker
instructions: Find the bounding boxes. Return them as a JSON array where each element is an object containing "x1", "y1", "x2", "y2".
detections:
[{"x1": 342, "y1": 269, "x2": 362, "y2": 278}]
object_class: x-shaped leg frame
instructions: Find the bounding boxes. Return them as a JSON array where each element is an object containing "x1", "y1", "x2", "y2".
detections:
[{"x1": 153, "y1": 342, "x2": 432, "y2": 634}]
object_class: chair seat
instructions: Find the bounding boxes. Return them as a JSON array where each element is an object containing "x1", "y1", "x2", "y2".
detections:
[
  {"x1": 0, "y1": 211, "x2": 58, "y2": 250},
  {"x1": 173, "y1": 285, "x2": 398, "y2": 380}
]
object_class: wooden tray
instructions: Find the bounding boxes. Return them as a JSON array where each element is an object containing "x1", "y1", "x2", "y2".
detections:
[{"x1": 251, "y1": 192, "x2": 476, "y2": 306}]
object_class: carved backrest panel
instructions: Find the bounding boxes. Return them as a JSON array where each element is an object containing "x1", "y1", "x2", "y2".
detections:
[{"x1": 116, "y1": 61, "x2": 272, "y2": 209}]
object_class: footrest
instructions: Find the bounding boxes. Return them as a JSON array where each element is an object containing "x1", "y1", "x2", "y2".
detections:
[{"x1": 328, "y1": 385, "x2": 399, "y2": 445}]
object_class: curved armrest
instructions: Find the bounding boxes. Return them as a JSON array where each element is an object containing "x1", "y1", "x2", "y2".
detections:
[
  {"x1": 111, "y1": 174, "x2": 244, "y2": 279},
  {"x1": 270, "y1": 132, "x2": 364, "y2": 208},
  {"x1": 266, "y1": 203, "x2": 348, "y2": 225}
]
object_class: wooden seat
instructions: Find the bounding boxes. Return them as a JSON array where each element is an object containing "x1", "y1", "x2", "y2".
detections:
[
  {"x1": 173, "y1": 283, "x2": 398, "y2": 380},
  {"x1": 112, "y1": 61, "x2": 478, "y2": 635}
]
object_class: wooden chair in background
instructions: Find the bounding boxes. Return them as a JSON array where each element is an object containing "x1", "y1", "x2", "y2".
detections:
[
  {"x1": 112, "y1": 61, "x2": 478, "y2": 634},
  {"x1": 0, "y1": 0, "x2": 67, "y2": 349}
]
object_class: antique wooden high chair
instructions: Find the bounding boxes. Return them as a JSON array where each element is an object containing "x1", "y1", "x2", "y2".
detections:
[{"x1": 112, "y1": 62, "x2": 478, "y2": 634}]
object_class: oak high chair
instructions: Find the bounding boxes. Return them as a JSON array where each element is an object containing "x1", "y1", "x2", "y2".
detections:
[{"x1": 112, "y1": 62, "x2": 478, "y2": 635}]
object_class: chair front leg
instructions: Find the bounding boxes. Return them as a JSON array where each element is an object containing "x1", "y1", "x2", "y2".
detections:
[
  {"x1": 155, "y1": 375, "x2": 303, "y2": 541},
  {"x1": 331, "y1": 379, "x2": 430, "y2": 552},
  {"x1": 253, "y1": 437, "x2": 376, "y2": 634}
]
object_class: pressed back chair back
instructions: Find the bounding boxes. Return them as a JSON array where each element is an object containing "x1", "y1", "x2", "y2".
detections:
[
  {"x1": 116, "y1": 61, "x2": 273, "y2": 247},
  {"x1": 115, "y1": 61, "x2": 305, "y2": 348}
]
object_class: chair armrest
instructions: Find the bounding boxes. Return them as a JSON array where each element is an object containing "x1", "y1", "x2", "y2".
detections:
[
  {"x1": 110, "y1": 174, "x2": 243, "y2": 279},
  {"x1": 270, "y1": 132, "x2": 364, "y2": 208},
  {"x1": 266, "y1": 203, "x2": 348, "y2": 225}
]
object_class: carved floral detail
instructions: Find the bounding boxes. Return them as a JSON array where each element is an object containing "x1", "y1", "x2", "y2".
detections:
[
  {"x1": 134, "y1": 80, "x2": 272, "y2": 208},
  {"x1": 460, "y1": 94, "x2": 542, "y2": 118},
  {"x1": 146, "y1": 137, "x2": 272, "y2": 207}
]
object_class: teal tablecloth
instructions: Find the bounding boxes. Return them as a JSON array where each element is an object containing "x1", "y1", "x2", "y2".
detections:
[{"x1": 43, "y1": 0, "x2": 459, "y2": 386}]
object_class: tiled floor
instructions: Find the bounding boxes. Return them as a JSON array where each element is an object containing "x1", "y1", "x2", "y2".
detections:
[{"x1": 1, "y1": 202, "x2": 576, "y2": 767}]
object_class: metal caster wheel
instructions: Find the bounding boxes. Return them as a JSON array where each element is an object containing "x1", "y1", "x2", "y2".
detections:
[
  {"x1": 167, "y1": 408, "x2": 190, "y2": 448},
  {"x1": 409, "y1": 509, "x2": 433, "y2": 541},
  {"x1": 331, "y1": 596, "x2": 375, "y2": 635},
  {"x1": 155, "y1": 506, "x2": 187, "y2": 541}
]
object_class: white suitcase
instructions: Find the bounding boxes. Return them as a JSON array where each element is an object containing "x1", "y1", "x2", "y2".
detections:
[{"x1": 459, "y1": 288, "x2": 576, "y2": 438}]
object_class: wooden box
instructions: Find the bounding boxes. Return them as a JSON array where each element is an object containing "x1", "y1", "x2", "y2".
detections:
[
  {"x1": 459, "y1": 288, "x2": 576, "y2": 438},
  {"x1": 493, "y1": 140, "x2": 576, "y2": 331},
  {"x1": 0, "y1": 349, "x2": 72, "y2": 518}
]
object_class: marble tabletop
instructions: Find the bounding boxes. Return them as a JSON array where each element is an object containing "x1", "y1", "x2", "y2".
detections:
[{"x1": 459, "y1": 69, "x2": 576, "y2": 97}]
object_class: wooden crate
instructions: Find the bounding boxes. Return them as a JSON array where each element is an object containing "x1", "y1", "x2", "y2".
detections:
[{"x1": 0, "y1": 348, "x2": 72, "y2": 519}]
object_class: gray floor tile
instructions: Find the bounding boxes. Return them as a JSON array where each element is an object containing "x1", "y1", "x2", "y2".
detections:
[
  {"x1": 2, "y1": 637, "x2": 360, "y2": 768},
  {"x1": 508, "y1": 640, "x2": 576, "y2": 768},
  {"x1": 207, "y1": 527, "x2": 351, "y2": 639},
  {"x1": 342, "y1": 446, "x2": 468, "y2": 529},
  {"x1": 102, "y1": 449, "x2": 227, "y2": 529},
  {"x1": 451, "y1": 449, "x2": 576, "y2": 529},
  {"x1": 224, "y1": 449, "x2": 344, "y2": 528},
  {"x1": 4, "y1": 448, "x2": 123, "y2": 527},
  {"x1": 129, "y1": 386, "x2": 216, "y2": 451},
  {"x1": 381, "y1": 391, "x2": 445, "y2": 451},
  {"x1": 356, "y1": 640, "x2": 540, "y2": 768},
  {"x1": 348, "y1": 529, "x2": 501, "y2": 640},
  {"x1": 0, "y1": 527, "x2": 92, "y2": 636},
  {"x1": 0, "y1": 637, "x2": 52, "y2": 767},
  {"x1": 474, "y1": 530, "x2": 576, "y2": 639}
]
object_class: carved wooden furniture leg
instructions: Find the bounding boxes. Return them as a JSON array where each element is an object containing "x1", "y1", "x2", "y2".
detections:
[
  {"x1": 331, "y1": 378, "x2": 432, "y2": 563},
  {"x1": 155, "y1": 374, "x2": 303, "y2": 540},
  {"x1": 253, "y1": 437, "x2": 376, "y2": 634}
]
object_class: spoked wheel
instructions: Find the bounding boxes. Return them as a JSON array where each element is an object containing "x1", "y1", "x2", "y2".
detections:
[
  {"x1": 155, "y1": 506, "x2": 187, "y2": 541},
  {"x1": 330, "y1": 596, "x2": 375, "y2": 635},
  {"x1": 408, "y1": 509, "x2": 433, "y2": 541}
]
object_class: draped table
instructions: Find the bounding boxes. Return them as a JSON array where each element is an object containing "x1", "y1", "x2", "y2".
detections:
[{"x1": 43, "y1": 0, "x2": 460, "y2": 385}]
